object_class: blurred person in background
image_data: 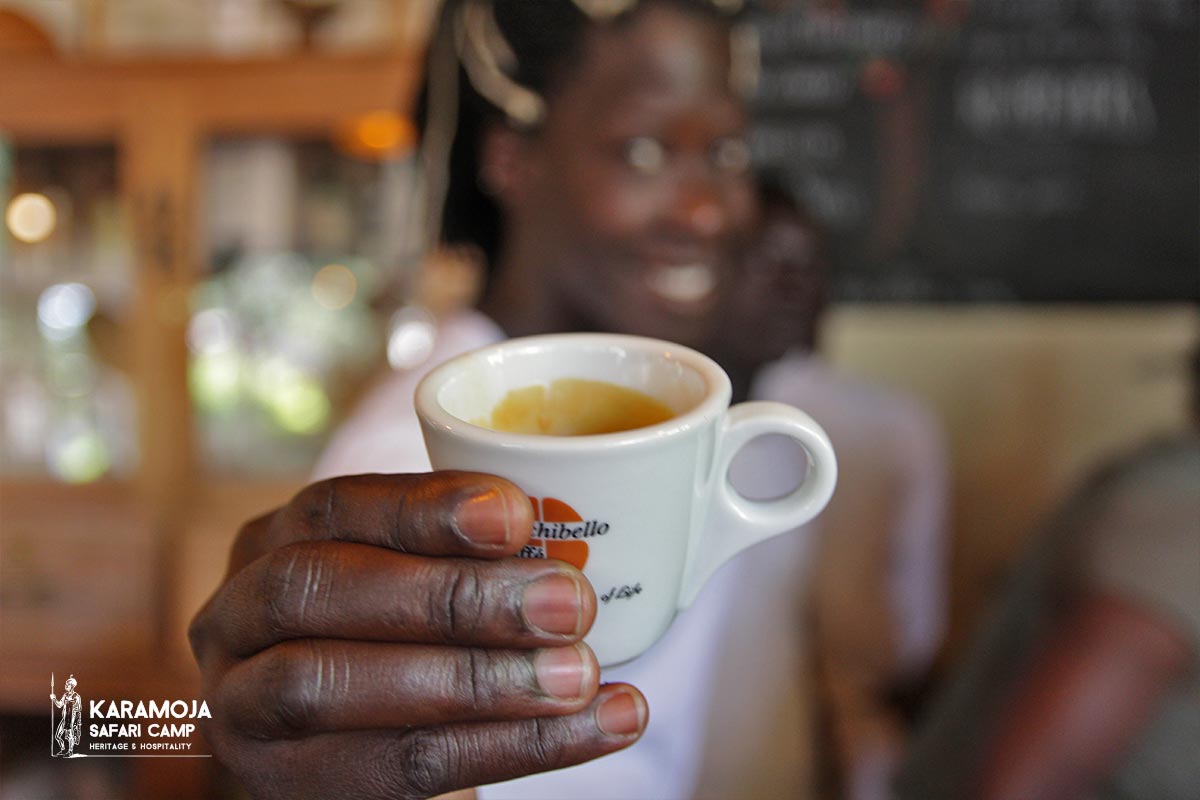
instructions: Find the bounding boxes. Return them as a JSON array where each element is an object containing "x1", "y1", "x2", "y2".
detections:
[
  {"x1": 189, "y1": 1, "x2": 859, "y2": 798},
  {"x1": 894, "y1": 347, "x2": 1200, "y2": 800},
  {"x1": 706, "y1": 176, "x2": 949, "y2": 800}
]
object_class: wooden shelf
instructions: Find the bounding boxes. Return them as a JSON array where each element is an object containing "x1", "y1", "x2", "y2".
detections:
[{"x1": 0, "y1": 50, "x2": 422, "y2": 141}]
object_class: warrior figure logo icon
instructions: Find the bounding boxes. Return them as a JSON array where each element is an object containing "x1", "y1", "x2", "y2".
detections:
[{"x1": 50, "y1": 673, "x2": 83, "y2": 757}]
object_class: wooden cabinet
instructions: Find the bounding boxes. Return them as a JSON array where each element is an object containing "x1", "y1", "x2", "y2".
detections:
[{"x1": 0, "y1": 49, "x2": 420, "y2": 718}]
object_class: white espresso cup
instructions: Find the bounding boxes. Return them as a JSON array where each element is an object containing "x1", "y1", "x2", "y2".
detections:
[{"x1": 415, "y1": 333, "x2": 837, "y2": 666}]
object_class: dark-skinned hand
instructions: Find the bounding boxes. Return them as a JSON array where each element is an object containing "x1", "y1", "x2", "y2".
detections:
[{"x1": 189, "y1": 471, "x2": 647, "y2": 799}]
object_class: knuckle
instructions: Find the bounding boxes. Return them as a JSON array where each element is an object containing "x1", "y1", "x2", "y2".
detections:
[
  {"x1": 259, "y1": 544, "x2": 327, "y2": 638},
  {"x1": 188, "y1": 606, "x2": 214, "y2": 662},
  {"x1": 291, "y1": 478, "x2": 340, "y2": 537},
  {"x1": 228, "y1": 509, "x2": 277, "y2": 572},
  {"x1": 516, "y1": 715, "x2": 569, "y2": 772},
  {"x1": 451, "y1": 648, "x2": 488, "y2": 710},
  {"x1": 255, "y1": 643, "x2": 325, "y2": 737},
  {"x1": 187, "y1": 599, "x2": 217, "y2": 664},
  {"x1": 428, "y1": 562, "x2": 488, "y2": 643},
  {"x1": 387, "y1": 728, "x2": 459, "y2": 799},
  {"x1": 384, "y1": 715, "x2": 571, "y2": 796},
  {"x1": 525, "y1": 717, "x2": 556, "y2": 769},
  {"x1": 390, "y1": 474, "x2": 438, "y2": 552},
  {"x1": 447, "y1": 647, "x2": 526, "y2": 712}
]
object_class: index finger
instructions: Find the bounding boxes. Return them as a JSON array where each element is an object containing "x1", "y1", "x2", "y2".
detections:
[{"x1": 227, "y1": 472, "x2": 534, "y2": 576}]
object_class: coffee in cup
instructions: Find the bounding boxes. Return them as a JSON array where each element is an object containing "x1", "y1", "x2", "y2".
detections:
[{"x1": 475, "y1": 378, "x2": 675, "y2": 435}]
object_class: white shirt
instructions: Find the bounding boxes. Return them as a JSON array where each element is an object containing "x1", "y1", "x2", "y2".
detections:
[
  {"x1": 689, "y1": 353, "x2": 948, "y2": 800},
  {"x1": 314, "y1": 315, "x2": 947, "y2": 800},
  {"x1": 742, "y1": 352, "x2": 949, "y2": 677}
]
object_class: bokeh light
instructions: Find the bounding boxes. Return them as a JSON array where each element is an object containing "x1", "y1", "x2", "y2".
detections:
[
  {"x1": 37, "y1": 283, "x2": 96, "y2": 340},
  {"x1": 47, "y1": 426, "x2": 111, "y2": 484},
  {"x1": 187, "y1": 308, "x2": 238, "y2": 355},
  {"x1": 387, "y1": 306, "x2": 437, "y2": 370},
  {"x1": 190, "y1": 352, "x2": 242, "y2": 413},
  {"x1": 5, "y1": 192, "x2": 57, "y2": 243},
  {"x1": 337, "y1": 111, "x2": 417, "y2": 161},
  {"x1": 311, "y1": 263, "x2": 357, "y2": 310},
  {"x1": 268, "y1": 379, "x2": 330, "y2": 435},
  {"x1": 250, "y1": 358, "x2": 331, "y2": 435}
]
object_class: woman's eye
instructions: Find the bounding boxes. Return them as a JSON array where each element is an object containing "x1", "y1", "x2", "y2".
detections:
[
  {"x1": 622, "y1": 137, "x2": 667, "y2": 175},
  {"x1": 711, "y1": 137, "x2": 751, "y2": 174}
]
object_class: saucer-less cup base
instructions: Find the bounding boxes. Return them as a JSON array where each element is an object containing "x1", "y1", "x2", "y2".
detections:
[{"x1": 416, "y1": 334, "x2": 836, "y2": 666}]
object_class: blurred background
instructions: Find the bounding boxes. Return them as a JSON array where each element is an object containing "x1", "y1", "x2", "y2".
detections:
[{"x1": 0, "y1": 0, "x2": 1195, "y2": 797}]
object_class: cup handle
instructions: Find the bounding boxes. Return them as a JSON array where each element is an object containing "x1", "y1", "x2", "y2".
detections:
[{"x1": 678, "y1": 401, "x2": 837, "y2": 608}]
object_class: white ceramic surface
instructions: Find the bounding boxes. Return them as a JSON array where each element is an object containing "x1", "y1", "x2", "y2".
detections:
[{"x1": 416, "y1": 333, "x2": 837, "y2": 666}]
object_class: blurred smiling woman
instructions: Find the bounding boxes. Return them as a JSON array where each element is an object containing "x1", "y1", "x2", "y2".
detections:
[{"x1": 188, "y1": 3, "x2": 835, "y2": 799}]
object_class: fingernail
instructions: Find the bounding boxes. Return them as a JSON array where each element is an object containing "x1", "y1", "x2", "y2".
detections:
[
  {"x1": 534, "y1": 645, "x2": 590, "y2": 700},
  {"x1": 596, "y1": 690, "x2": 646, "y2": 737},
  {"x1": 454, "y1": 486, "x2": 510, "y2": 548},
  {"x1": 522, "y1": 573, "x2": 583, "y2": 636}
]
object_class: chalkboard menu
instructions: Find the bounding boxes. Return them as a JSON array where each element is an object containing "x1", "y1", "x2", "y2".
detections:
[{"x1": 749, "y1": 0, "x2": 1199, "y2": 302}]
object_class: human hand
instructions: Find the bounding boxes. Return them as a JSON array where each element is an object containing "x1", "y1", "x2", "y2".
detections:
[{"x1": 189, "y1": 472, "x2": 647, "y2": 799}]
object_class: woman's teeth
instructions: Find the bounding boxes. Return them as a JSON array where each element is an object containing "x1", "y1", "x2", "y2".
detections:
[{"x1": 646, "y1": 264, "x2": 717, "y2": 305}]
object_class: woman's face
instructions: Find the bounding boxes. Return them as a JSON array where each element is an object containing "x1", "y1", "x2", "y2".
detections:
[{"x1": 503, "y1": 4, "x2": 757, "y2": 347}]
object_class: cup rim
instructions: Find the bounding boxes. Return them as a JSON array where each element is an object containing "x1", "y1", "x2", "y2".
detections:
[{"x1": 415, "y1": 332, "x2": 732, "y2": 452}]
